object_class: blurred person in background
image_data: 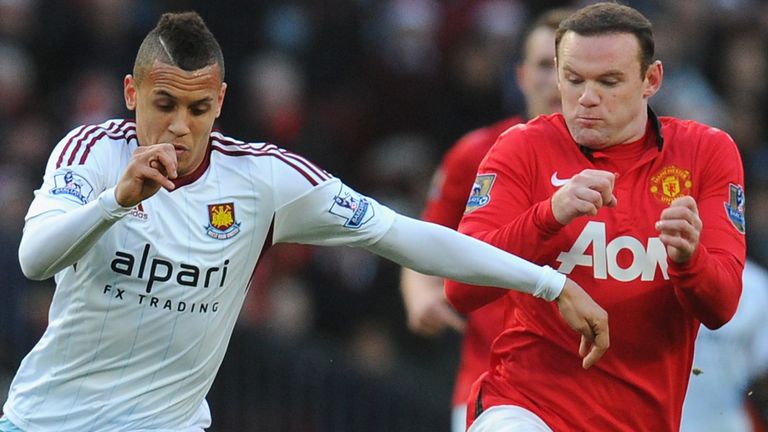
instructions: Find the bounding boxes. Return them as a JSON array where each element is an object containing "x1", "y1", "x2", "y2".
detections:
[
  {"x1": 446, "y1": 3, "x2": 746, "y2": 431},
  {"x1": 680, "y1": 258, "x2": 768, "y2": 432},
  {"x1": 399, "y1": 8, "x2": 570, "y2": 432},
  {"x1": 0, "y1": 10, "x2": 608, "y2": 432}
]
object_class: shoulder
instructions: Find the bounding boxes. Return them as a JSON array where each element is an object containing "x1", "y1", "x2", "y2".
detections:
[
  {"x1": 660, "y1": 117, "x2": 736, "y2": 147},
  {"x1": 210, "y1": 131, "x2": 332, "y2": 187},
  {"x1": 55, "y1": 119, "x2": 137, "y2": 169},
  {"x1": 442, "y1": 116, "x2": 523, "y2": 169},
  {"x1": 494, "y1": 113, "x2": 569, "y2": 151}
]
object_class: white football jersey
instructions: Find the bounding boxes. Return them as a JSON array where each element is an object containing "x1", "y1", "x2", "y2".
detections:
[
  {"x1": 4, "y1": 119, "x2": 395, "y2": 431},
  {"x1": 681, "y1": 259, "x2": 768, "y2": 432}
]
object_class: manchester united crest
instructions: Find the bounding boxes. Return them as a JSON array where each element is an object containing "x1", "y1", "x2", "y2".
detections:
[
  {"x1": 205, "y1": 202, "x2": 241, "y2": 239},
  {"x1": 650, "y1": 166, "x2": 692, "y2": 204}
]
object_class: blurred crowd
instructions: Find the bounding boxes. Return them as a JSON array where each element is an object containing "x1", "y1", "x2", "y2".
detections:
[{"x1": 2, "y1": 0, "x2": 768, "y2": 422}]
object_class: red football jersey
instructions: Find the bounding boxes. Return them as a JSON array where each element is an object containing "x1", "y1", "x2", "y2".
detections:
[
  {"x1": 446, "y1": 111, "x2": 746, "y2": 431},
  {"x1": 422, "y1": 116, "x2": 522, "y2": 407}
]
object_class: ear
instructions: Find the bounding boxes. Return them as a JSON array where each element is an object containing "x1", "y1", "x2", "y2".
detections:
[
  {"x1": 124, "y1": 74, "x2": 137, "y2": 111},
  {"x1": 643, "y1": 60, "x2": 663, "y2": 99},
  {"x1": 215, "y1": 82, "x2": 228, "y2": 118}
]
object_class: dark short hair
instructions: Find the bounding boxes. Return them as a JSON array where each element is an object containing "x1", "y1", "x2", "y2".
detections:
[
  {"x1": 555, "y1": 2, "x2": 654, "y2": 77},
  {"x1": 133, "y1": 11, "x2": 225, "y2": 83}
]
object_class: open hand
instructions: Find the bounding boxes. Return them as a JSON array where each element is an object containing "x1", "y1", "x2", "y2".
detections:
[{"x1": 556, "y1": 278, "x2": 609, "y2": 369}]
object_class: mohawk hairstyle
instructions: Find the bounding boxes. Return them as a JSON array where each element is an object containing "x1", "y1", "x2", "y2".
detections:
[{"x1": 133, "y1": 11, "x2": 225, "y2": 83}]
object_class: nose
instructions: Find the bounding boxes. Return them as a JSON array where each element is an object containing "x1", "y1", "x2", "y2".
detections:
[
  {"x1": 168, "y1": 110, "x2": 191, "y2": 137},
  {"x1": 578, "y1": 82, "x2": 600, "y2": 107}
]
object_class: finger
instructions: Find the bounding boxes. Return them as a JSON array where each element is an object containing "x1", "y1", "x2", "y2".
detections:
[
  {"x1": 436, "y1": 306, "x2": 466, "y2": 333},
  {"x1": 655, "y1": 219, "x2": 692, "y2": 234},
  {"x1": 658, "y1": 206, "x2": 695, "y2": 223},
  {"x1": 579, "y1": 334, "x2": 591, "y2": 358},
  {"x1": 574, "y1": 188, "x2": 602, "y2": 211},
  {"x1": 140, "y1": 165, "x2": 176, "y2": 191},
  {"x1": 595, "y1": 177, "x2": 615, "y2": 208},
  {"x1": 670, "y1": 195, "x2": 697, "y2": 213},
  {"x1": 656, "y1": 220, "x2": 701, "y2": 244},
  {"x1": 583, "y1": 323, "x2": 609, "y2": 369},
  {"x1": 152, "y1": 152, "x2": 178, "y2": 179},
  {"x1": 658, "y1": 233, "x2": 694, "y2": 251},
  {"x1": 410, "y1": 319, "x2": 440, "y2": 337}
]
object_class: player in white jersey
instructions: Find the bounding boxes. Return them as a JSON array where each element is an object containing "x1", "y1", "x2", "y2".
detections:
[
  {"x1": 680, "y1": 258, "x2": 768, "y2": 432},
  {"x1": 0, "y1": 12, "x2": 608, "y2": 432}
]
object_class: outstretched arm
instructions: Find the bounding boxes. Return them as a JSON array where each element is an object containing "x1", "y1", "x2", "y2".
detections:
[{"x1": 369, "y1": 214, "x2": 609, "y2": 368}]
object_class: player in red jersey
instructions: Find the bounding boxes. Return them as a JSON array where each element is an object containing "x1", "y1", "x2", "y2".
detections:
[
  {"x1": 445, "y1": 3, "x2": 746, "y2": 431},
  {"x1": 399, "y1": 9, "x2": 569, "y2": 432}
]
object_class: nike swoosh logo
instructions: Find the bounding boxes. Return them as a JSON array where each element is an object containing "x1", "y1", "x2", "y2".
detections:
[{"x1": 550, "y1": 172, "x2": 572, "y2": 187}]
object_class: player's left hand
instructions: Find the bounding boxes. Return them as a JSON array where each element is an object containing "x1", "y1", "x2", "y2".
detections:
[
  {"x1": 556, "y1": 278, "x2": 609, "y2": 369},
  {"x1": 655, "y1": 196, "x2": 702, "y2": 264}
]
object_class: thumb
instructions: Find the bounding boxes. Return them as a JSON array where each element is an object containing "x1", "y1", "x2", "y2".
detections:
[{"x1": 437, "y1": 303, "x2": 467, "y2": 333}]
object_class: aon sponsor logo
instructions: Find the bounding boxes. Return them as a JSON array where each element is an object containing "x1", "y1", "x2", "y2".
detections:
[{"x1": 556, "y1": 221, "x2": 669, "y2": 281}]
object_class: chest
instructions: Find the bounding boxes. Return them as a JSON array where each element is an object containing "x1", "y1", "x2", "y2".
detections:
[{"x1": 101, "y1": 181, "x2": 273, "y2": 291}]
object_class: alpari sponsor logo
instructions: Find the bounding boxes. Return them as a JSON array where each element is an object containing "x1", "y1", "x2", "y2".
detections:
[
  {"x1": 110, "y1": 243, "x2": 230, "y2": 293},
  {"x1": 102, "y1": 284, "x2": 220, "y2": 314},
  {"x1": 556, "y1": 221, "x2": 669, "y2": 281}
]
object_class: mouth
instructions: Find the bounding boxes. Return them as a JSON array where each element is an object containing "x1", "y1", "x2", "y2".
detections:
[
  {"x1": 172, "y1": 144, "x2": 188, "y2": 156},
  {"x1": 576, "y1": 116, "x2": 601, "y2": 127}
]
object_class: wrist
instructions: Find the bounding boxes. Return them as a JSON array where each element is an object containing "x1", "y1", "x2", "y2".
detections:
[
  {"x1": 533, "y1": 266, "x2": 566, "y2": 301},
  {"x1": 98, "y1": 187, "x2": 134, "y2": 220}
]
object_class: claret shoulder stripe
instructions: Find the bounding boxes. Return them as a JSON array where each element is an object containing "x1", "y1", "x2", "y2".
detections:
[
  {"x1": 55, "y1": 120, "x2": 136, "y2": 168},
  {"x1": 211, "y1": 135, "x2": 331, "y2": 186}
]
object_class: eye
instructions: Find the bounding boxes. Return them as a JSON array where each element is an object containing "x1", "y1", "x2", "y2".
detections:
[
  {"x1": 154, "y1": 101, "x2": 174, "y2": 112},
  {"x1": 190, "y1": 106, "x2": 210, "y2": 116},
  {"x1": 600, "y1": 79, "x2": 619, "y2": 87}
]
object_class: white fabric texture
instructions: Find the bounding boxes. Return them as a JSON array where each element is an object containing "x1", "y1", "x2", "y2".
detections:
[
  {"x1": 680, "y1": 259, "x2": 768, "y2": 432},
  {"x1": 468, "y1": 405, "x2": 554, "y2": 432},
  {"x1": 370, "y1": 214, "x2": 565, "y2": 300}
]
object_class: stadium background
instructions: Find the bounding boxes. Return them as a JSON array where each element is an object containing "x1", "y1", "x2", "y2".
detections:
[{"x1": 1, "y1": 0, "x2": 767, "y2": 430}]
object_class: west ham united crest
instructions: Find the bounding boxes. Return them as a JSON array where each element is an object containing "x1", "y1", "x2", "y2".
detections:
[
  {"x1": 205, "y1": 202, "x2": 241, "y2": 239},
  {"x1": 649, "y1": 166, "x2": 692, "y2": 204}
]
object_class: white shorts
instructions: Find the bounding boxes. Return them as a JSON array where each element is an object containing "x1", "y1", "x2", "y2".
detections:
[
  {"x1": 452, "y1": 404, "x2": 468, "y2": 432},
  {"x1": 467, "y1": 405, "x2": 554, "y2": 432}
]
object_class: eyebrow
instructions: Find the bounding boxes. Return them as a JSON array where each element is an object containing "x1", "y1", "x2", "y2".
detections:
[
  {"x1": 153, "y1": 90, "x2": 213, "y2": 105},
  {"x1": 562, "y1": 65, "x2": 625, "y2": 79}
]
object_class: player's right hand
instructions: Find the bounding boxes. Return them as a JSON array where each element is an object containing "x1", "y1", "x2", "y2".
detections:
[
  {"x1": 115, "y1": 143, "x2": 178, "y2": 208},
  {"x1": 400, "y1": 268, "x2": 466, "y2": 337},
  {"x1": 551, "y1": 169, "x2": 617, "y2": 225},
  {"x1": 555, "y1": 278, "x2": 609, "y2": 369}
]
